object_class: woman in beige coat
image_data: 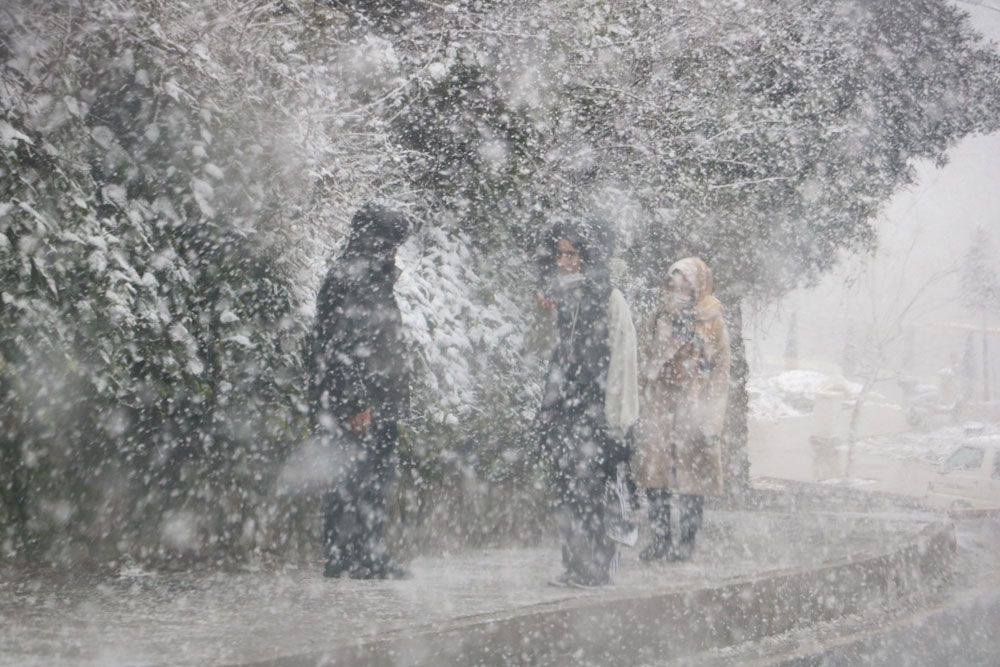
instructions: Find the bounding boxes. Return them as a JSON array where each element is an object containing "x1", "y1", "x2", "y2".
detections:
[{"x1": 635, "y1": 257, "x2": 731, "y2": 562}]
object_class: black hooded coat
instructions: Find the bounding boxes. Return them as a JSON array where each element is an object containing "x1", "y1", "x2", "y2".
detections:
[
  {"x1": 537, "y1": 219, "x2": 626, "y2": 585},
  {"x1": 307, "y1": 204, "x2": 413, "y2": 576},
  {"x1": 537, "y1": 220, "x2": 617, "y2": 463},
  {"x1": 308, "y1": 207, "x2": 413, "y2": 429}
]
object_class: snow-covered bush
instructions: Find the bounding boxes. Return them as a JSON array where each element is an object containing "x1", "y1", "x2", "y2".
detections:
[{"x1": 0, "y1": 1, "x2": 323, "y2": 562}]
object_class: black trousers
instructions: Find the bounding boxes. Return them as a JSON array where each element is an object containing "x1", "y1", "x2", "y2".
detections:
[
  {"x1": 322, "y1": 421, "x2": 399, "y2": 571},
  {"x1": 545, "y1": 419, "x2": 619, "y2": 584},
  {"x1": 646, "y1": 489, "x2": 704, "y2": 546}
]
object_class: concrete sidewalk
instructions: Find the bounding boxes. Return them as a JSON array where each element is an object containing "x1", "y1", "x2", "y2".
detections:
[{"x1": 0, "y1": 511, "x2": 946, "y2": 666}]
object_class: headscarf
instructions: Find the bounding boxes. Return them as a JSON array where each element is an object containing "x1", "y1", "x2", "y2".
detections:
[
  {"x1": 645, "y1": 257, "x2": 723, "y2": 380},
  {"x1": 666, "y1": 257, "x2": 722, "y2": 323}
]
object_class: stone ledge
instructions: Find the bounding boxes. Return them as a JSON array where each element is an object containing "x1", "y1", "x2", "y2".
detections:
[{"x1": 243, "y1": 520, "x2": 955, "y2": 667}]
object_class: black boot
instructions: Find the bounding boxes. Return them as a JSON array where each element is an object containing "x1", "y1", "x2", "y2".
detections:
[
  {"x1": 668, "y1": 494, "x2": 702, "y2": 562},
  {"x1": 641, "y1": 489, "x2": 672, "y2": 562},
  {"x1": 349, "y1": 555, "x2": 412, "y2": 580},
  {"x1": 664, "y1": 539, "x2": 694, "y2": 562},
  {"x1": 323, "y1": 560, "x2": 348, "y2": 578},
  {"x1": 322, "y1": 543, "x2": 352, "y2": 578},
  {"x1": 640, "y1": 539, "x2": 672, "y2": 562}
]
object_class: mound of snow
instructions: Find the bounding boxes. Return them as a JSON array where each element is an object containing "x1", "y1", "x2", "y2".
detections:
[
  {"x1": 856, "y1": 422, "x2": 1000, "y2": 464},
  {"x1": 749, "y1": 370, "x2": 863, "y2": 416},
  {"x1": 764, "y1": 370, "x2": 861, "y2": 401},
  {"x1": 748, "y1": 389, "x2": 804, "y2": 423}
]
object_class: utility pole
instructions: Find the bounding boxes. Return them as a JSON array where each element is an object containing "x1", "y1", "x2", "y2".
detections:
[{"x1": 983, "y1": 310, "x2": 991, "y2": 401}]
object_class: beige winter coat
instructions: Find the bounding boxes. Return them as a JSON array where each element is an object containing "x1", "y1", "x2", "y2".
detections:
[{"x1": 635, "y1": 257, "x2": 731, "y2": 496}]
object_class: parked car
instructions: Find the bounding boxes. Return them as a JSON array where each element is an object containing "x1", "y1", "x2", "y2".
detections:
[{"x1": 925, "y1": 437, "x2": 1000, "y2": 510}]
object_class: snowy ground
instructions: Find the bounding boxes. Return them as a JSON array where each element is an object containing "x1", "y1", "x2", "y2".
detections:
[
  {"x1": 856, "y1": 422, "x2": 1000, "y2": 466},
  {"x1": 749, "y1": 369, "x2": 863, "y2": 420},
  {"x1": 0, "y1": 511, "x2": 920, "y2": 666},
  {"x1": 748, "y1": 368, "x2": 1000, "y2": 498},
  {"x1": 2, "y1": 368, "x2": 990, "y2": 665}
]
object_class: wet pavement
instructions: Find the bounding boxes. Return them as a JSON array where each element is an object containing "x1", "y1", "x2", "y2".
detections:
[{"x1": 0, "y1": 511, "x2": 926, "y2": 666}]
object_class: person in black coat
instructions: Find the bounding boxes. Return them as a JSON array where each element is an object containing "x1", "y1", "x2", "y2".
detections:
[
  {"x1": 536, "y1": 220, "x2": 635, "y2": 587},
  {"x1": 309, "y1": 203, "x2": 414, "y2": 579}
]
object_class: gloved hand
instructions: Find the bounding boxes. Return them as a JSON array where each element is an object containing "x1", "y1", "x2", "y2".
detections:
[{"x1": 602, "y1": 436, "x2": 633, "y2": 476}]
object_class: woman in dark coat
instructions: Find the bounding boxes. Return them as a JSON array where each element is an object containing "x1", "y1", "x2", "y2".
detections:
[
  {"x1": 309, "y1": 203, "x2": 414, "y2": 579},
  {"x1": 536, "y1": 220, "x2": 638, "y2": 587}
]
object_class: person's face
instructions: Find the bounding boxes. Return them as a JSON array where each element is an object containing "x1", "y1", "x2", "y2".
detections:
[
  {"x1": 664, "y1": 271, "x2": 695, "y2": 307},
  {"x1": 555, "y1": 239, "x2": 582, "y2": 275}
]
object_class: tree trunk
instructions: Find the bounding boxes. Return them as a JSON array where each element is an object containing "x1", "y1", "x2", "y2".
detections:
[
  {"x1": 0, "y1": 330, "x2": 31, "y2": 558},
  {"x1": 982, "y1": 312, "x2": 991, "y2": 402},
  {"x1": 0, "y1": 404, "x2": 31, "y2": 558}
]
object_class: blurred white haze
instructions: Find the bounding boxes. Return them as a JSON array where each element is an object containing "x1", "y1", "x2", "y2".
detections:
[
  {"x1": 747, "y1": 1, "x2": 1000, "y2": 489},
  {"x1": 4, "y1": 1, "x2": 1000, "y2": 665}
]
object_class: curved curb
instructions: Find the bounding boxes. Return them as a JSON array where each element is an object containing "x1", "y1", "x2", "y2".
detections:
[
  {"x1": 948, "y1": 507, "x2": 1000, "y2": 521},
  {"x1": 749, "y1": 575, "x2": 1000, "y2": 666},
  {"x1": 243, "y1": 520, "x2": 956, "y2": 666}
]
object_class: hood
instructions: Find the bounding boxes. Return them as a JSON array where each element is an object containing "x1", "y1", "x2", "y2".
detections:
[
  {"x1": 327, "y1": 203, "x2": 410, "y2": 295},
  {"x1": 666, "y1": 256, "x2": 722, "y2": 322},
  {"x1": 345, "y1": 203, "x2": 414, "y2": 253}
]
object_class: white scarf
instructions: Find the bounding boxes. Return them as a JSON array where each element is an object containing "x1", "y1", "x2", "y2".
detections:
[{"x1": 605, "y1": 288, "x2": 639, "y2": 439}]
